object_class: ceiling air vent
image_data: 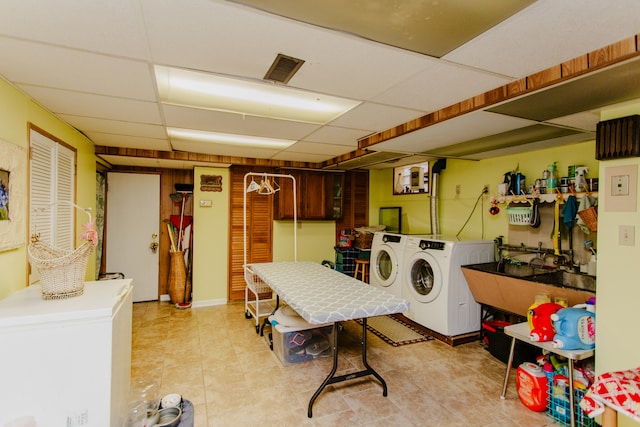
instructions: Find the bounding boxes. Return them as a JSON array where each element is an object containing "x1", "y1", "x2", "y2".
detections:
[{"x1": 264, "y1": 53, "x2": 305, "y2": 84}]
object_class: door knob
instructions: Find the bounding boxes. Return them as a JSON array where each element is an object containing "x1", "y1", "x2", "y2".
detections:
[{"x1": 149, "y1": 241, "x2": 159, "y2": 253}]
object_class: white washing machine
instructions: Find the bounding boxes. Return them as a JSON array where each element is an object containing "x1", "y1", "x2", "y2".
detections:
[
  {"x1": 369, "y1": 232, "x2": 407, "y2": 298},
  {"x1": 402, "y1": 236, "x2": 494, "y2": 336}
]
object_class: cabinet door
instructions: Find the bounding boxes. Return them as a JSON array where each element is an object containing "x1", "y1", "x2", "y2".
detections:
[
  {"x1": 303, "y1": 171, "x2": 327, "y2": 219},
  {"x1": 274, "y1": 169, "x2": 302, "y2": 220},
  {"x1": 327, "y1": 173, "x2": 344, "y2": 219}
]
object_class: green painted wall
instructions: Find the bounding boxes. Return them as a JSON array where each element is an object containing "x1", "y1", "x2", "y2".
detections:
[
  {"x1": 370, "y1": 141, "x2": 598, "y2": 241},
  {"x1": 0, "y1": 78, "x2": 96, "y2": 299},
  {"x1": 192, "y1": 167, "x2": 230, "y2": 304}
]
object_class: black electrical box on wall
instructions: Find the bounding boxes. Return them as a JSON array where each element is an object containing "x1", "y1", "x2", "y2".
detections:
[{"x1": 596, "y1": 114, "x2": 640, "y2": 160}]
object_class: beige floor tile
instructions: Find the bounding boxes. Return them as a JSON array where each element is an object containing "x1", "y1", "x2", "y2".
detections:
[{"x1": 130, "y1": 301, "x2": 561, "y2": 426}]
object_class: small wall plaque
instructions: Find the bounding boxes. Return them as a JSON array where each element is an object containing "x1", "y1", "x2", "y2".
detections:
[{"x1": 200, "y1": 175, "x2": 223, "y2": 192}]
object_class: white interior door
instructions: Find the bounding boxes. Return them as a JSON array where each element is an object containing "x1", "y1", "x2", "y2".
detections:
[{"x1": 106, "y1": 172, "x2": 160, "y2": 302}]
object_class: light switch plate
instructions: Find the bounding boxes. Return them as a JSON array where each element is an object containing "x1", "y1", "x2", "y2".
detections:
[
  {"x1": 199, "y1": 199, "x2": 212, "y2": 207},
  {"x1": 619, "y1": 225, "x2": 635, "y2": 246}
]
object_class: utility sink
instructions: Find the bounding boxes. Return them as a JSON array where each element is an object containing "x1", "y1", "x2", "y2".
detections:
[{"x1": 461, "y1": 262, "x2": 596, "y2": 317}]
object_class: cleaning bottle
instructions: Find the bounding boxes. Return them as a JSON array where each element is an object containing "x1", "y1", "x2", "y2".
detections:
[
  {"x1": 527, "y1": 293, "x2": 551, "y2": 329},
  {"x1": 547, "y1": 162, "x2": 558, "y2": 192}
]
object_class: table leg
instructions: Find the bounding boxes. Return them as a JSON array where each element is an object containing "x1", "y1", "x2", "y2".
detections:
[
  {"x1": 501, "y1": 336, "x2": 517, "y2": 399},
  {"x1": 568, "y1": 358, "x2": 576, "y2": 427},
  {"x1": 307, "y1": 319, "x2": 388, "y2": 418}
]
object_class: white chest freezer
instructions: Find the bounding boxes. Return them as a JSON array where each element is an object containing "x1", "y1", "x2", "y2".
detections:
[{"x1": 0, "y1": 279, "x2": 133, "y2": 427}]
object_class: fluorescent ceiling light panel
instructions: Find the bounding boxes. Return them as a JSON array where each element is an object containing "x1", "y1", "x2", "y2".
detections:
[
  {"x1": 167, "y1": 127, "x2": 294, "y2": 149},
  {"x1": 155, "y1": 65, "x2": 360, "y2": 124}
]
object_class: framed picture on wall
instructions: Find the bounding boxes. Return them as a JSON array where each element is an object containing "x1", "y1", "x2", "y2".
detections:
[{"x1": 0, "y1": 139, "x2": 27, "y2": 252}]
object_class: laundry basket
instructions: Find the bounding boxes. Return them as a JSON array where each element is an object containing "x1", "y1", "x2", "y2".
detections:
[
  {"x1": 507, "y1": 206, "x2": 533, "y2": 226},
  {"x1": 28, "y1": 204, "x2": 97, "y2": 300}
]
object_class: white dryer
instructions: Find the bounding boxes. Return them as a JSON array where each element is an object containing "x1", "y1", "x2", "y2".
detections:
[
  {"x1": 402, "y1": 236, "x2": 493, "y2": 336},
  {"x1": 369, "y1": 232, "x2": 407, "y2": 298}
]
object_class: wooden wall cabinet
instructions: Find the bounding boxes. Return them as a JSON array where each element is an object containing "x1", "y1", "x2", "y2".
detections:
[
  {"x1": 274, "y1": 169, "x2": 329, "y2": 220},
  {"x1": 327, "y1": 173, "x2": 345, "y2": 220}
]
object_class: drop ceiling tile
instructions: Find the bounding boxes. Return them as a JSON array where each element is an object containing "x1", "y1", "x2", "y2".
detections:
[
  {"x1": 545, "y1": 111, "x2": 600, "y2": 133},
  {"x1": 444, "y1": 0, "x2": 640, "y2": 78},
  {"x1": 232, "y1": 0, "x2": 535, "y2": 57},
  {"x1": 0, "y1": 38, "x2": 156, "y2": 100},
  {"x1": 57, "y1": 115, "x2": 166, "y2": 139},
  {"x1": 86, "y1": 132, "x2": 171, "y2": 151},
  {"x1": 0, "y1": 0, "x2": 149, "y2": 59},
  {"x1": 285, "y1": 141, "x2": 353, "y2": 157},
  {"x1": 372, "y1": 111, "x2": 536, "y2": 153},
  {"x1": 99, "y1": 155, "x2": 224, "y2": 170},
  {"x1": 372, "y1": 59, "x2": 513, "y2": 112},
  {"x1": 329, "y1": 102, "x2": 424, "y2": 133},
  {"x1": 142, "y1": 0, "x2": 433, "y2": 100},
  {"x1": 301, "y1": 126, "x2": 368, "y2": 146},
  {"x1": 161, "y1": 104, "x2": 320, "y2": 141},
  {"x1": 18, "y1": 85, "x2": 162, "y2": 124}
]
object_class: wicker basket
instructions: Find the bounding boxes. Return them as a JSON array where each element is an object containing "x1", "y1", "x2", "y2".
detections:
[
  {"x1": 28, "y1": 240, "x2": 94, "y2": 299},
  {"x1": 507, "y1": 206, "x2": 533, "y2": 226},
  {"x1": 354, "y1": 231, "x2": 374, "y2": 249},
  {"x1": 28, "y1": 203, "x2": 97, "y2": 300},
  {"x1": 578, "y1": 206, "x2": 598, "y2": 232}
]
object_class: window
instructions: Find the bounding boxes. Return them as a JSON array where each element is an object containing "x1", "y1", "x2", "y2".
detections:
[
  {"x1": 29, "y1": 126, "x2": 76, "y2": 252},
  {"x1": 393, "y1": 161, "x2": 429, "y2": 194}
]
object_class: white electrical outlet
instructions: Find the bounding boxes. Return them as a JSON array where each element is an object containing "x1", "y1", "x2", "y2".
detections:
[
  {"x1": 199, "y1": 199, "x2": 212, "y2": 207},
  {"x1": 619, "y1": 225, "x2": 635, "y2": 246}
]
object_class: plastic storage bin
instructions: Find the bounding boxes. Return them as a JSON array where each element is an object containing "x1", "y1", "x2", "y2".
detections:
[
  {"x1": 482, "y1": 321, "x2": 542, "y2": 367},
  {"x1": 271, "y1": 323, "x2": 334, "y2": 366},
  {"x1": 546, "y1": 372, "x2": 595, "y2": 427}
]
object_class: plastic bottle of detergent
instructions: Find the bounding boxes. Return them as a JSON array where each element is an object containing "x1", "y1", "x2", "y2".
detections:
[
  {"x1": 527, "y1": 293, "x2": 550, "y2": 328},
  {"x1": 516, "y1": 362, "x2": 549, "y2": 412}
]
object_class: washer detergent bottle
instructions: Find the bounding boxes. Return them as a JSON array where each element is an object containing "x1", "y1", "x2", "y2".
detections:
[{"x1": 516, "y1": 362, "x2": 549, "y2": 412}]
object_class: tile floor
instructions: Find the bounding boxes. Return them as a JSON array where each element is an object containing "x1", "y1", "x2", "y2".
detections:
[{"x1": 131, "y1": 301, "x2": 559, "y2": 426}]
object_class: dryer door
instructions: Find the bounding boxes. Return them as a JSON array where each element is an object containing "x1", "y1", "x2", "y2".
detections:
[
  {"x1": 405, "y1": 252, "x2": 442, "y2": 303},
  {"x1": 371, "y1": 244, "x2": 398, "y2": 288}
]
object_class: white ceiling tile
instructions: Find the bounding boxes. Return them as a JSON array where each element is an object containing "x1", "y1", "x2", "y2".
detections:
[
  {"x1": 372, "y1": 60, "x2": 513, "y2": 112},
  {"x1": 0, "y1": 0, "x2": 149, "y2": 59},
  {"x1": 330, "y1": 102, "x2": 424, "y2": 132},
  {"x1": 286, "y1": 141, "x2": 353, "y2": 157},
  {"x1": 302, "y1": 126, "x2": 369, "y2": 146},
  {"x1": 372, "y1": 111, "x2": 536, "y2": 153},
  {"x1": 444, "y1": 0, "x2": 640, "y2": 78},
  {"x1": 142, "y1": 0, "x2": 433, "y2": 100},
  {"x1": 57, "y1": 115, "x2": 166, "y2": 139},
  {"x1": 0, "y1": 38, "x2": 155, "y2": 100},
  {"x1": 18, "y1": 85, "x2": 162, "y2": 124},
  {"x1": 86, "y1": 132, "x2": 171, "y2": 151}
]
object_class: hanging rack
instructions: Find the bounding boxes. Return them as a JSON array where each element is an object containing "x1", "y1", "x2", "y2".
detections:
[{"x1": 243, "y1": 172, "x2": 297, "y2": 333}]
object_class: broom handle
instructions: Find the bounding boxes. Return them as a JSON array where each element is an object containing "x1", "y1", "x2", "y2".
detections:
[{"x1": 167, "y1": 223, "x2": 177, "y2": 252}]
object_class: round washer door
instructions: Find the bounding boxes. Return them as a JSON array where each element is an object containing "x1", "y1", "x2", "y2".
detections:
[
  {"x1": 371, "y1": 245, "x2": 398, "y2": 288},
  {"x1": 405, "y1": 252, "x2": 442, "y2": 303}
]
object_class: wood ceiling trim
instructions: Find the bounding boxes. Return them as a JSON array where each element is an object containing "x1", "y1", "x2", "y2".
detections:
[{"x1": 357, "y1": 35, "x2": 640, "y2": 152}]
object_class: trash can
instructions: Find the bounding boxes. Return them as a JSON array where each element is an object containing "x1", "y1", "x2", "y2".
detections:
[{"x1": 482, "y1": 321, "x2": 542, "y2": 367}]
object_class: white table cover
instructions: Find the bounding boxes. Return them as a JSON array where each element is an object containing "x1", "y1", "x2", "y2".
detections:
[{"x1": 248, "y1": 261, "x2": 409, "y2": 324}]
